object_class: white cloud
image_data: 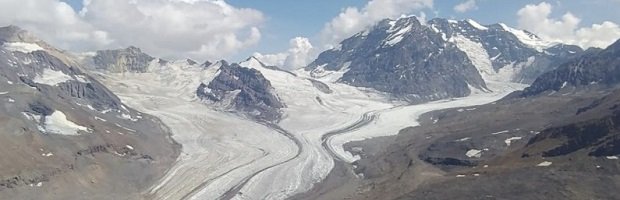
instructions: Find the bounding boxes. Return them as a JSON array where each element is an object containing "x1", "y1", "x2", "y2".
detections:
[
  {"x1": 454, "y1": 0, "x2": 478, "y2": 13},
  {"x1": 283, "y1": 37, "x2": 314, "y2": 69},
  {"x1": 0, "y1": 0, "x2": 112, "y2": 50},
  {"x1": 319, "y1": 0, "x2": 433, "y2": 48},
  {"x1": 517, "y1": 2, "x2": 620, "y2": 49},
  {"x1": 0, "y1": 0, "x2": 264, "y2": 60},
  {"x1": 253, "y1": 52, "x2": 287, "y2": 67},
  {"x1": 253, "y1": 37, "x2": 314, "y2": 70}
]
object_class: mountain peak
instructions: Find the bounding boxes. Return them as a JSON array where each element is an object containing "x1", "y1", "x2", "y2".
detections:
[
  {"x1": 0, "y1": 25, "x2": 40, "y2": 43},
  {"x1": 607, "y1": 39, "x2": 620, "y2": 50},
  {"x1": 241, "y1": 56, "x2": 268, "y2": 69}
]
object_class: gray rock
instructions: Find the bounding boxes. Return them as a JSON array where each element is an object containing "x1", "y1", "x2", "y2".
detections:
[
  {"x1": 197, "y1": 61, "x2": 284, "y2": 122},
  {"x1": 93, "y1": 46, "x2": 155, "y2": 73}
]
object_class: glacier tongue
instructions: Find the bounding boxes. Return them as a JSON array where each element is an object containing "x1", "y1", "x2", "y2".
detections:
[
  {"x1": 451, "y1": 34, "x2": 496, "y2": 81},
  {"x1": 94, "y1": 60, "x2": 297, "y2": 200}
]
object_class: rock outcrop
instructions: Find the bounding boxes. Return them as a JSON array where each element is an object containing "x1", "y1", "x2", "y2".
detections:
[{"x1": 197, "y1": 61, "x2": 283, "y2": 122}]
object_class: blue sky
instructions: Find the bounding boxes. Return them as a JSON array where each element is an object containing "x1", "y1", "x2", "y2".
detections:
[{"x1": 41, "y1": 0, "x2": 620, "y2": 63}]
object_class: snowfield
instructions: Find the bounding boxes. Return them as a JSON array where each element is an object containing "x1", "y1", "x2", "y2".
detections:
[
  {"x1": 91, "y1": 57, "x2": 525, "y2": 199},
  {"x1": 44, "y1": 110, "x2": 89, "y2": 135},
  {"x1": 2, "y1": 42, "x2": 44, "y2": 53}
]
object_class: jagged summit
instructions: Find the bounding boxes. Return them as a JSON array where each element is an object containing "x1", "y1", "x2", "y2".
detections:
[{"x1": 244, "y1": 56, "x2": 270, "y2": 68}]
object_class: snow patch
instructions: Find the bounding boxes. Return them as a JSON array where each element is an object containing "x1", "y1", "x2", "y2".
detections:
[
  {"x1": 115, "y1": 123, "x2": 136, "y2": 133},
  {"x1": 504, "y1": 137, "x2": 523, "y2": 146},
  {"x1": 491, "y1": 130, "x2": 509, "y2": 135},
  {"x1": 33, "y1": 68, "x2": 73, "y2": 86},
  {"x1": 466, "y1": 149, "x2": 482, "y2": 158},
  {"x1": 119, "y1": 113, "x2": 139, "y2": 122},
  {"x1": 44, "y1": 111, "x2": 89, "y2": 135},
  {"x1": 2, "y1": 42, "x2": 44, "y2": 53},
  {"x1": 94, "y1": 116, "x2": 107, "y2": 122},
  {"x1": 537, "y1": 161, "x2": 553, "y2": 167}
]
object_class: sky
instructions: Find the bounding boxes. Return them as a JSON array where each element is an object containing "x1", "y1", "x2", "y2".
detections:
[{"x1": 2, "y1": 0, "x2": 620, "y2": 69}]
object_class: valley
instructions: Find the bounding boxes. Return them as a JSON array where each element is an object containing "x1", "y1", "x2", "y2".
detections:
[{"x1": 1, "y1": 3, "x2": 619, "y2": 199}]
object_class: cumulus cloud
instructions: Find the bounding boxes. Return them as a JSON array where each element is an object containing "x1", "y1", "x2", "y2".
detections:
[
  {"x1": 454, "y1": 0, "x2": 478, "y2": 13},
  {"x1": 253, "y1": 37, "x2": 314, "y2": 70},
  {"x1": 0, "y1": 0, "x2": 112, "y2": 50},
  {"x1": 0, "y1": 0, "x2": 264, "y2": 60},
  {"x1": 283, "y1": 37, "x2": 314, "y2": 69},
  {"x1": 319, "y1": 0, "x2": 433, "y2": 48},
  {"x1": 253, "y1": 52, "x2": 287, "y2": 67},
  {"x1": 517, "y1": 2, "x2": 620, "y2": 48}
]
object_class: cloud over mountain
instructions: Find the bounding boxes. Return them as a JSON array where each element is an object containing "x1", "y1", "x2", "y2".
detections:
[{"x1": 0, "y1": 0, "x2": 264, "y2": 60}]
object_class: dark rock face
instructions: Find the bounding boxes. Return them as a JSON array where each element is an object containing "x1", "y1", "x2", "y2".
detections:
[
  {"x1": 308, "y1": 17, "x2": 487, "y2": 102},
  {"x1": 522, "y1": 40, "x2": 620, "y2": 96},
  {"x1": 56, "y1": 80, "x2": 122, "y2": 111},
  {"x1": 197, "y1": 61, "x2": 283, "y2": 121},
  {"x1": 529, "y1": 117, "x2": 617, "y2": 157},
  {"x1": 93, "y1": 46, "x2": 155, "y2": 73},
  {"x1": 523, "y1": 90, "x2": 620, "y2": 158},
  {"x1": 420, "y1": 155, "x2": 477, "y2": 167}
]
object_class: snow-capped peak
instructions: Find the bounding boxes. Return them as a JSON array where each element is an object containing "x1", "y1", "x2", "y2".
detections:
[
  {"x1": 383, "y1": 17, "x2": 421, "y2": 46},
  {"x1": 240, "y1": 56, "x2": 266, "y2": 69},
  {"x1": 466, "y1": 19, "x2": 488, "y2": 31},
  {"x1": 497, "y1": 23, "x2": 556, "y2": 52}
]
